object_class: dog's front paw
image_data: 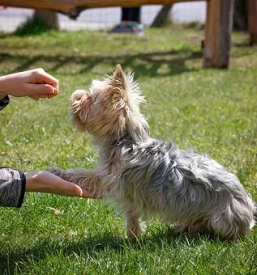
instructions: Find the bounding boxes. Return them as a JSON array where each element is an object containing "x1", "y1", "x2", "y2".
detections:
[
  {"x1": 46, "y1": 167, "x2": 65, "y2": 178},
  {"x1": 127, "y1": 229, "x2": 141, "y2": 240},
  {"x1": 126, "y1": 214, "x2": 142, "y2": 240}
]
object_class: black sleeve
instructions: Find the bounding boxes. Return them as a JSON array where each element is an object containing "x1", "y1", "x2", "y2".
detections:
[
  {"x1": 0, "y1": 98, "x2": 26, "y2": 207},
  {"x1": 0, "y1": 167, "x2": 26, "y2": 208},
  {"x1": 0, "y1": 95, "x2": 10, "y2": 111}
]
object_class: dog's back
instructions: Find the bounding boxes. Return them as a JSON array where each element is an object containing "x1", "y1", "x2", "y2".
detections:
[{"x1": 107, "y1": 137, "x2": 256, "y2": 240}]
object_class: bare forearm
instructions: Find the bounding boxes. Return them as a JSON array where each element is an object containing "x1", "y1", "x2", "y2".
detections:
[
  {"x1": 0, "y1": 75, "x2": 9, "y2": 99},
  {"x1": 26, "y1": 170, "x2": 100, "y2": 198},
  {"x1": 0, "y1": 69, "x2": 59, "y2": 101},
  {"x1": 47, "y1": 167, "x2": 105, "y2": 198},
  {"x1": 25, "y1": 171, "x2": 83, "y2": 197}
]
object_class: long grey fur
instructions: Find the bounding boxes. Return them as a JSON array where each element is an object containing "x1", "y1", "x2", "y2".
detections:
[{"x1": 48, "y1": 65, "x2": 256, "y2": 240}]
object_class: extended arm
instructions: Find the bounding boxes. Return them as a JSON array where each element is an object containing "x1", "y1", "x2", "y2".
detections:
[
  {"x1": 0, "y1": 168, "x2": 99, "y2": 208},
  {"x1": 0, "y1": 68, "x2": 58, "y2": 102},
  {"x1": 47, "y1": 167, "x2": 107, "y2": 198}
]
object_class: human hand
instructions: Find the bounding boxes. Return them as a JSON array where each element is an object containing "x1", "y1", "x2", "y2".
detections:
[
  {"x1": 0, "y1": 68, "x2": 59, "y2": 101},
  {"x1": 25, "y1": 171, "x2": 99, "y2": 198}
]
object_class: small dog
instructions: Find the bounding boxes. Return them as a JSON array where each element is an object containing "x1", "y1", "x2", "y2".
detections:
[{"x1": 49, "y1": 65, "x2": 256, "y2": 240}]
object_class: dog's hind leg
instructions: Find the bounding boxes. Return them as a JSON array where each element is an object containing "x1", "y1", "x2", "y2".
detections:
[
  {"x1": 125, "y1": 209, "x2": 141, "y2": 239},
  {"x1": 183, "y1": 218, "x2": 207, "y2": 236},
  {"x1": 209, "y1": 200, "x2": 254, "y2": 240}
]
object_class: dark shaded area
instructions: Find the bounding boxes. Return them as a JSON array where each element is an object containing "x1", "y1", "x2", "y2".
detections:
[
  {"x1": 233, "y1": 0, "x2": 248, "y2": 31},
  {"x1": 0, "y1": 228, "x2": 217, "y2": 274},
  {"x1": 0, "y1": 49, "x2": 202, "y2": 78}
]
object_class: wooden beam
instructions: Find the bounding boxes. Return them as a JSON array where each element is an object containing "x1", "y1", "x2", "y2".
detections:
[
  {"x1": 0, "y1": 0, "x2": 201, "y2": 19},
  {"x1": 203, "y1": 0, "x2": 235, "y2": 69},
  {"x1": 248, "y1": 0, "x2": 257, "y2": 45}
]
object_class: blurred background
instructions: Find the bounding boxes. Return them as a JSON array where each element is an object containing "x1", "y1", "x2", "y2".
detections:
[{"x1": 0, "y1": 2, "x2": 207, "y2": 32}]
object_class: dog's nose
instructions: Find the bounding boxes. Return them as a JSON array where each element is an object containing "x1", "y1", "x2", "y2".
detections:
[{"x1": 71, "y1": 89, "x2": 87, "y2": 102}]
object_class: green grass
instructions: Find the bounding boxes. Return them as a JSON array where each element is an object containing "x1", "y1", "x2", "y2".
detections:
[{"x1": 0, "y1": 28, "x2": 257, "y2": 274}]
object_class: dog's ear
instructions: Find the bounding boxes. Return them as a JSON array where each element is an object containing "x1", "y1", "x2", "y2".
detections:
[
  {"x1": 112, "y1": 64, "x2": 127, "y2": 90},
  {"x1": 113, "y1": 64, "x2": 124, "y2": 78},
  {"x1": 108, "y1": 65, "x2": 128, "y2": 109}
]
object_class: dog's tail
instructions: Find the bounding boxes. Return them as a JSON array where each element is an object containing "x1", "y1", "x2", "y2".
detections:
[
  {"x1": 248, "y1": 192, "x2": 257, "y2": 220},
  {"x1": 253, "y1": 201, "x2": 257, "y2": 220},
  {"x1": 247, "y1": 193, "x2": 257, "y2": 225}
]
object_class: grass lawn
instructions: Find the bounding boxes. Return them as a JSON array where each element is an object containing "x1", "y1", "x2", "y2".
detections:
[{"x1": 0, "y1": 27, "x2": 257, "y2": 274}]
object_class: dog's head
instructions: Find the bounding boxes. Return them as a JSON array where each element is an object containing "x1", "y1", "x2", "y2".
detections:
[{"x1": 71, "y1": 65, "x2": 149, "y2": 142}]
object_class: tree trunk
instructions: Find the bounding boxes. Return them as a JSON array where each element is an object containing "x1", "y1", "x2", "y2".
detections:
[
  {"x1": 34, "y1": 10, "x2": 59, "y2": 30},
  {"x1": 151, "y1": 5, "x2": 173, "y2": 27}
]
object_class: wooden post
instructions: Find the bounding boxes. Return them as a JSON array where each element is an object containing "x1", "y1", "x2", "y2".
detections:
[
  {"x1": 248, "y1": 0, "x2": 257, "y2": 45},
  {"x1": 203, "y1": 0, "x2": 235, "y2": 69}
]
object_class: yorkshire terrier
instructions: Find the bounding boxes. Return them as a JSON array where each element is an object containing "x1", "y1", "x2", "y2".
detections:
[{"x1": 49, "y1": 65, "x2": 256, "y2": 240}]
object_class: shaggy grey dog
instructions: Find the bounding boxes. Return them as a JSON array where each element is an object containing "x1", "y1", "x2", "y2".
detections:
[{"x1": 49, "y1": 65, "x2": 256, "y2": 240}]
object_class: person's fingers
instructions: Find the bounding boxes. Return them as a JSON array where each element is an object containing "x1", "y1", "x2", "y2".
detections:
[
  {"x1": 32, "y1": 68, "x2": 59, "y2": 89},
  {"x1": 29, "y1": 95, "x2": 40, "y2": 101},
  {"x1": 42, "y1": 72, "x2": 59, "y2": 89},
  {"x1": 46, "y1": 88, "x2": 58, "y2": 98},
  {"x1": 71, "y1": 184, "x2": 83, "y2": 197},
  {"x1": 55, "y1": 178, "x2": 99, "y2": 198},
  {"x1": 28, "y1": 88, "x2": 58, "y2": 100},
  {"x1": 24, "y1": 83, "x2": 57, "y2": 96},
  {"x1": 55, "y1": 178, "x2": 83, "y2": 197},
  {"x1": 26, "y1": 171, "x2": 87, "y2": 198},
  {"x1": 46, "y1": 94, "x2": 56, "y2": 99}
]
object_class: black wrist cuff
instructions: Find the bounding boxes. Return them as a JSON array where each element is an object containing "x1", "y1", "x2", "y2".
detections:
[
  {"x1": 17, "y1": 170, "x2": 26, "y2": 208},
  {"x1": 0, "y1": 95, "x2": 10, "y2": 111}
]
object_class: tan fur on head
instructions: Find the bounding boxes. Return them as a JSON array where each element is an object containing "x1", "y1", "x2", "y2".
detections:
[{"x1": 70, "y1": 64, "x2": 148, "y2": 144}]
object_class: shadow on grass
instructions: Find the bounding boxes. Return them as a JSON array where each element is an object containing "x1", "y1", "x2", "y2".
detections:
[
  {"x1": 0, "y1": 33, "x2": 10, "y2": 39},
  {"x1": 0, "y1": 49, "x2": 202, "y2": 78},
  {"x1": 0, "y1": 228, "x2": 216, "y2": 273},
  {"x1": 233, "y1": 42, "x2": 251, "y2": 47}
]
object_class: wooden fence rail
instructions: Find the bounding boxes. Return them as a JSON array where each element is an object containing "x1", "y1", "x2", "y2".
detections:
[{"x1": 0, "y1": 0, "x2": 200, "y2": 18}]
